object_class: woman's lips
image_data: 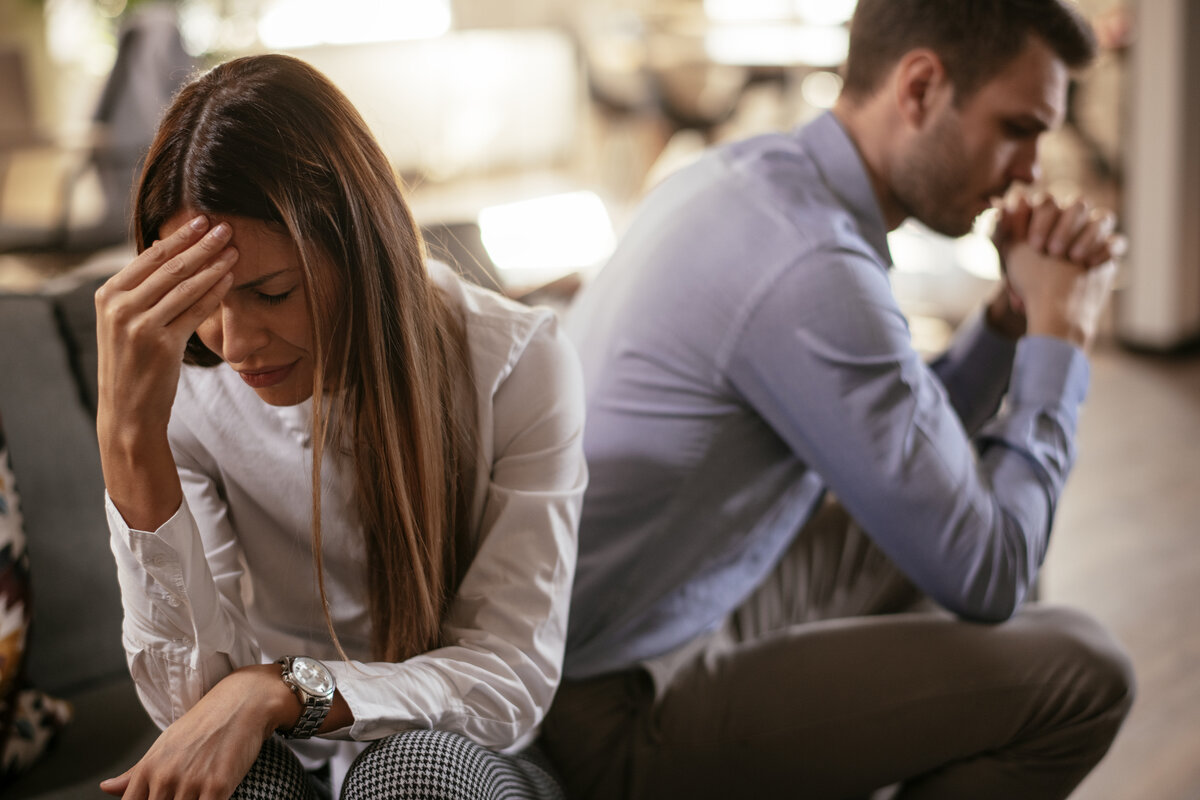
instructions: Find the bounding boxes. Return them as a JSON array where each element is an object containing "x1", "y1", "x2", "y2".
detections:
[{"x1": 238, "y1": 362, "x2": 296, "y2": 389}]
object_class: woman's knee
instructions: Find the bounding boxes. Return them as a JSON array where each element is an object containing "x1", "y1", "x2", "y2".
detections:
[
  {"x1": 232, "y1": 736, "x2": 317, "y2": 800},
  {"x1": 342, "y1": 729, "x2": 563, "y2": 800}
]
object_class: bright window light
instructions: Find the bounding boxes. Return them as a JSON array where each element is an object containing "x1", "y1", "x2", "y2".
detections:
[
  {"x1": 704, "y1": 0, "x2": 793, "y2": 23},
  {"x1": 955, "y1": 221, "x2": 1002, "y2": 281},
  {"x1": 793, "y1": 0, "x2": 857, "y2": 26},
  {"x1": 888, "y1": 223, "x2": 941, "y2": 275},
  {"x1": 889, "y1": 218, "x2": 1001, "y2": 281},
  {"x1": 258, "y1": 0, "x2": 451, "y2": 49},
  {"x1": 705, "y1": 0, "x2": 857, "y2": 25},
  {"x1": 800, "y1": 70, "x2": 843, "y2": 109},
  {"x1": 704, "y1": 25, "x2": 849, "y2": 67},
  {"x1": 478, "y1": 192, "x2": 617, "y2": 276}
]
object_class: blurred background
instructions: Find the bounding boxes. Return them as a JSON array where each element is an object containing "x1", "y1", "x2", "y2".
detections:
[{"x1": 0, "y1": 0, "x2": 1196, "y2": 798}]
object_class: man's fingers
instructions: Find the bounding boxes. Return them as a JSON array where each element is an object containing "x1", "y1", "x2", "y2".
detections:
[
  {"x1": 1087, "y1": 233, "x2": 1128, "y2": 268},
  {"x1": 1045, "y1": 198, "x2": 1090, "y2": 257},
  {"x1": 1069, "y1": 209, "x2": 1117, "y2": 263},
  {"x1": 1009, "y1": 198, "x2": 1032, "y2": 244},
  {"x1": 1025, "y1": 193, "x2": 1060, "y2": 252}
]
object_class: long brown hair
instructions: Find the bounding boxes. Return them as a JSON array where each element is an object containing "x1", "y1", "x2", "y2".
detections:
[{"x1": 134, "y1": 54, "x2": 478, "y2": 662}]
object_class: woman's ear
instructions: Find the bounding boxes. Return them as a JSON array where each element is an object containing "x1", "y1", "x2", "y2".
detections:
[{"x1": 893, "y1": 49, "x2": 951, "y2": 129}]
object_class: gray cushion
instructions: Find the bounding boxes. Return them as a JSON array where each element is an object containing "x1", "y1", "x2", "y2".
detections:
[
  {"x1": 0, "y1": 294, "x2": 125, "y2": 694},
  {"x1": 53, "y1": 277, "x2": 105, "y2": 417}
]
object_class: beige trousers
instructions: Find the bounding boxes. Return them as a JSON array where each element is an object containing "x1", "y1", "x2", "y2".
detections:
[{"x1": 542, "y1": 499, "x2": 1134, "y2": 800}]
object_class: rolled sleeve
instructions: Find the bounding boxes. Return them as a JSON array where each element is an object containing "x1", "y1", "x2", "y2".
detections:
[{"x1": 107, "y1": 480, "x2": 260, "y2": 728}]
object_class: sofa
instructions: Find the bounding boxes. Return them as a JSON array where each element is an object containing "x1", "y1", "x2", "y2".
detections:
[{"x1": 0, "y1": 269, "x2": 160, "y2": 799}]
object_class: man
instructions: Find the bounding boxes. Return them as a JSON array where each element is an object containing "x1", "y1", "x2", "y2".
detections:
[{"x1": 542, "y1": 1, "x2": 1133, "y2": 798}]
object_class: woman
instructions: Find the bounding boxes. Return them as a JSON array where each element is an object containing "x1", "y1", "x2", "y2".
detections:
[{"x1": 95, "y1": 54, "x2": 585, "y2": 799}]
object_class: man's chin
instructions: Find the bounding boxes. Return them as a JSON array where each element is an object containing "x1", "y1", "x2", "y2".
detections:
[{"x1": 917, "y1": 214, "x2": 976, "y2": 239}]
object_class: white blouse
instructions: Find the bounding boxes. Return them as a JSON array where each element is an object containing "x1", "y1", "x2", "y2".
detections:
[{"x1": 106, "y1": 263, "x2": 586, "y2": 785}]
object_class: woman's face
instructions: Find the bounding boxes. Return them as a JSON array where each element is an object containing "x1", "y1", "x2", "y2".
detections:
[{"x1": 161, "y1": 210, "x2": 316, "y2": 406}]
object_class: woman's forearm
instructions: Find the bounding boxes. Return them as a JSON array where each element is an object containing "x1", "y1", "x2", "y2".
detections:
[{"x1": 99, "y1": 416, "x2": 183, "y2": 531}]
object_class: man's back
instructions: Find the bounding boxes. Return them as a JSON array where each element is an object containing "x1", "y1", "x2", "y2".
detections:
[{"x1": 566, "y1": 113, "x2": 906, "y2": 678}]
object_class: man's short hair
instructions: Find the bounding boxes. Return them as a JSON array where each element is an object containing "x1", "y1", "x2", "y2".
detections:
[{"x1": 841, "y1": 0, "x2": 1098, "y2": 103}]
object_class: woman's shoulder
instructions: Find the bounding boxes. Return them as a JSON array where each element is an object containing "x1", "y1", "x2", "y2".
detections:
[{"x1": 428, "y1": 260, "x2": 570, "y2": 385}]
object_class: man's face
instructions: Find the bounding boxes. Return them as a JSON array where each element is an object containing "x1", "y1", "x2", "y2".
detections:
[{"x1": 893, "y1": 35, "x2": 1069, "y2": 237}]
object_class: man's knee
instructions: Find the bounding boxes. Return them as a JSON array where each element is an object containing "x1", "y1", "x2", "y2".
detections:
[{"x1": 1021, "y1": 604, "x2": 1136, "y2": 721}]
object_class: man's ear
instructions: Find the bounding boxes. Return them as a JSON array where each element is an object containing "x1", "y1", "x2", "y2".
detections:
[{"x1": 893, "y1": 49, "x2": 951, "y2": 128}]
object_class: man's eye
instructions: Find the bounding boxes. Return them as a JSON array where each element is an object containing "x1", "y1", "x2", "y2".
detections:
[
  {"x1": 1005, "y1": 122, "x2": 1038, "y2": 139},
  {"x1": 257, "y1": 290, "x2": 293, "y2": 306}
]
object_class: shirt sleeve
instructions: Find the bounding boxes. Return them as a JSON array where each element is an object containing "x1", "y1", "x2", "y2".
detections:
[
  {"x1": 722, "y1": 248, "x2": 1088, "y2": 622},
  {"x1": 106, "y1": 453, "x2": 262, "y2": 730},
  {"x1": 928, "y1": 309, "x2": 1018, "y2": 435},
  {"x1": 326, "y1": 316, "x2": 586, "y2": 751}
]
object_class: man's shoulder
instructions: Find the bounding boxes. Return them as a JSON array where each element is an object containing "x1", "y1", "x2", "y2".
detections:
[{"x1": 676, "y1": 128, "x2": 874, "y2": 256}]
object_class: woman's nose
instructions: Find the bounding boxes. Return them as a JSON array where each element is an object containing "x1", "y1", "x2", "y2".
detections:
[{"x1": 209, "y1": 303, "x2": 270, "y2": 365}]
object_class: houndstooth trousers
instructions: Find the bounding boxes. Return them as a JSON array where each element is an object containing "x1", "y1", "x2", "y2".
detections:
[{"x1": 232, "y1": 730, "x2": 567, "y2": 800}]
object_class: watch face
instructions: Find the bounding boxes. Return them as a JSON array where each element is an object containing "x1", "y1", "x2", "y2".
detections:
[{"x1": 291, "y1": 657, "x2": 335, "y2": 695}]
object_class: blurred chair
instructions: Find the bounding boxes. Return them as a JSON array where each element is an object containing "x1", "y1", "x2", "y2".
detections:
[
  {"x1": 0, "y1": 45, "x2": 60, "y2": 251},
  {"x1": 0, "y1": 4, "x2": 194, "y2": 254}
]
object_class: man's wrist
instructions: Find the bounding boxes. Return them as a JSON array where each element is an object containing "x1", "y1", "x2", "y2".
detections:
[
  {"x1": 985, "y1": 292, "x2": 1026, "y2": 341},
  {"x1": 1026, "y1": 314, "x2": 1089, "y2": 349}
]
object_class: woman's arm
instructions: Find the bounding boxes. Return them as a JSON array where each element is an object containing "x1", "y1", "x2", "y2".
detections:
[
  {"x1": 95, "y1": 214, "x2": 236, "y2": 530},
  {"x1": 325, "y1": 309, "x2": 587, "y2": 750},
  {"x1": 100, "y1": 661, "x2": 355, "y2": 800}
]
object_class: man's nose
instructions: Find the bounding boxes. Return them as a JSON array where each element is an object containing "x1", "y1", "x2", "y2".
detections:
[{"x1": 1010, "y1": 139, "x2": 1041, "y2": 185}]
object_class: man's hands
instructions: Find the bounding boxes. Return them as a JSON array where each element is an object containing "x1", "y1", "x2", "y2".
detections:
[
  {"x1": 99, "y1": 665, "x2": 298, "y2": 800},
  {"x1": 95, "y1": 214, "x2": 237, "y2": 531},
  {"x1": 988, "y1": 190, "x2": 1122, "y2": 349}
]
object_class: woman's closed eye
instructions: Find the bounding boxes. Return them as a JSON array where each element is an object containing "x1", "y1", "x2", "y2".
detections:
[{"x1": 256, "y1": 289, "x2": 294, "y2": 306}]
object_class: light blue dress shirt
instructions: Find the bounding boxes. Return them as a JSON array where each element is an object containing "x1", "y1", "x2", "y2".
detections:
[{"x1": 562, "y1": 112, "x2": 1090, "y2": 680}]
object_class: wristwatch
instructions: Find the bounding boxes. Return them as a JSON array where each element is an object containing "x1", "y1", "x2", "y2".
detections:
[{"x1": 276, "y1": 656, "x2": 336, "y2": 739}]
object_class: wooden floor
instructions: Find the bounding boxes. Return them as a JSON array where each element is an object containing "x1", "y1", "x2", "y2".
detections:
[{"x1": 1043, "y1": 339, "x2": 1200, "y2": 800}]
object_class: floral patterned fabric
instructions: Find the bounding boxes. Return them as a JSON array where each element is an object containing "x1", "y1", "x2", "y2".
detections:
[{"x1": 0, "y1": 411, "x2": 72, "y2": 783}]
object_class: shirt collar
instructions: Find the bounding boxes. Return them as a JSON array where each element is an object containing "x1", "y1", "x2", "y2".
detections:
[{"x1": 798, "y1": 111, "x2": 894, "y2": 267}]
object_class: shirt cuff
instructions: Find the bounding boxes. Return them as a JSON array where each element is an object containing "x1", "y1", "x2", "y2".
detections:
[
  {"x1": 1009, "y1": 335, "x2": 1090, "y2": 409},
  {"x1": 107, "y1": 493, "x2": 189, "y2": 587}
]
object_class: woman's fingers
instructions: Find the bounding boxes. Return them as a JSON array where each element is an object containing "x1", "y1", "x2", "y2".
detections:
[
  {"x1": 127, "y1": 221, "x2": 235, "y2": 310},
  {"x1": 165, "y1": 264, "x2": 235, "y2": 339},
  {"x1": 99, "y1": 768, "x2": 133, "y2": 797},
  {"x1": 108, "y1": 214, "x2": 212, "y2": 292},
  {"x1": 97, "y1": 221, "x2": 238, "y2": 353},
  {"x1": 149, "y1": 245, "x2": 239, "y2": 331}
]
